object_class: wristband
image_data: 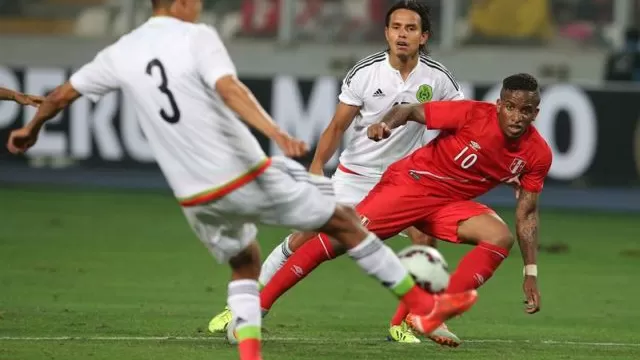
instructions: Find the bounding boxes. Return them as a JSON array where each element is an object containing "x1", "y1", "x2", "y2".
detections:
[{"x1": 523, "y1": 264, "x2": 538, "y2": 277}]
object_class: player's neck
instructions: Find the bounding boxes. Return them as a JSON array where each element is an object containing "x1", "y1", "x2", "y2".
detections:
[
  {"x1": 151, "y1": 8, "x2": 177, "y2": 19},
  {"x1": 388, "y1": 54, "x2": 419, "y2": 80}
]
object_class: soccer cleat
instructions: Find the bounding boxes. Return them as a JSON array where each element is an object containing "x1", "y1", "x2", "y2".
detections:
[
  {"x1": 226, "y1": 316, "x2": 238, "y2": 344},
  {"x1": 208, "y1": 306, "x2": 233, "y2": 333},
  {"x1": 387, "y1": 322, "x2": 421, "y2": 343},
  {"x1": 406, "y1": 290, "x2": 478, "y2": 336},
  {"x1": 427, "y1": 323, "x2": 462, "y2": 347}
]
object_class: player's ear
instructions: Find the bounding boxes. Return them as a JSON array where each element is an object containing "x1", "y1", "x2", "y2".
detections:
[
  {"x1": 384, "y1": 26, "x2": 391, "y2": 43},
  {"x1": 420, "y1": 31, "x2": 428, "y2": 45}
]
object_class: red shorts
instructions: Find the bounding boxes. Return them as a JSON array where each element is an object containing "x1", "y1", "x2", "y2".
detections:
[{"x1": 356, "y1": 170, "x2": 495, "y2": 243}]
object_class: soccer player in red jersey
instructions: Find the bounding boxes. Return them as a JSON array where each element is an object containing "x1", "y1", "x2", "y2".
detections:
[{"x1": 259, "y1": 73, "x2": 551, "y2": 344}]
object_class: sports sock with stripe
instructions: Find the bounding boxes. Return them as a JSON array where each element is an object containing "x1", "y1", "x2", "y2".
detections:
[
  {"x1": 228, "y1": 279, "x2": 262, "y2": 360},
  {"x1": 446, "y1": 242, "x2": 509, "y2": 293},
  {"x1": 258, "y1": 235, "x2": 293, "y2": 287},
  {"x1": 347, "y1": 233, "x2": 435, "y2": 315},
  {"x1": 260, "y1": 233, "x2": 335, "y2": 310}
]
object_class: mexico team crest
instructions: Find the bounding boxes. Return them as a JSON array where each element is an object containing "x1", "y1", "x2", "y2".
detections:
[
  {"x1": 509, "y1": 158, "x2": 527, "y2": 174},
  {"x1": 416, "y1": 84, "x2": 433, "y2": 103}
]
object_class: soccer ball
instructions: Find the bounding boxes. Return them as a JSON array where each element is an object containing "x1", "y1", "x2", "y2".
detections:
[{"x1": 397, "y1": 245, "x2": 450, "y2": 293}]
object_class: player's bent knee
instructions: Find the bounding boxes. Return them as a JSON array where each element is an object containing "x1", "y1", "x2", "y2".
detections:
[
  {"x1": 228, "y1": 241, "x2": 261, "y2": 280},
  {"x1": 288, "y1": 231, "x2": 319, "y2": 252},
  {"x1": 323, "y1": 204, "x2": 361, "y2": 230},
  {"x1": 487, "y1": 231, "x2": 515, "y2": 250},
  {"x1": 319, "y1": 204, "x2": 367, "y2": 247},
  {"x1": 458, "y1": 213, "x2": 514, "y2": 250}
]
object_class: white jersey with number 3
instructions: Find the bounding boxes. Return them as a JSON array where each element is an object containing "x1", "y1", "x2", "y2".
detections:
[{"x1": 70, "y1": 16, "x2": 267, "y2": 204}]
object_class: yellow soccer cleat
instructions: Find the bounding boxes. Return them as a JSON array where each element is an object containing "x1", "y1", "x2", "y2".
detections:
[
  {"x1": 387, "y1": 322, "x2": 421, "y2": 343},
  {"x1": 208, "y1": 306, "x2": 233, "y2": 333}
]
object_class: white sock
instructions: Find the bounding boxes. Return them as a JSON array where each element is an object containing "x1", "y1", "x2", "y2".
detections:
[
  {"x1": 347, "y1": 233, "x2": 413, "y2": 297},
  {"x1": 258, "y1": 235, "x2": 292, "y2": 286},
  {"x1": 227, "y1": 279, "x2": 261, "y2": 342}
]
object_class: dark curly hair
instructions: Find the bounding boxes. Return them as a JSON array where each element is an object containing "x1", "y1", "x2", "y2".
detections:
[{"x1": 502, "y1": 73, "x2": 539, "y2": 92}]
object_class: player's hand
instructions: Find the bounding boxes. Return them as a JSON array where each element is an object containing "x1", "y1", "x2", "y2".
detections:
[
  {"x1": 6, "y1": 126, "x2": 39, "y2": 154},
  {"x1": 367, "y1": 123, "x2": 391, "y2": 141},
  {"x1": 14, "y1": 93, "x2": 44, "y2": 107},
  {"x1": 274, "y1": 132, "x2": 308, "y2": 158},
  {"x1": 523, "y1": 275, "x2": 540, "y2": 314},
  {"x1": 505, "y1": 176, "x2": 522, "y2": 199}
]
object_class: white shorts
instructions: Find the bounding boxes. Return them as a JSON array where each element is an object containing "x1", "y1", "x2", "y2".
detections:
[
  {"x1": 332, "y1": 167, "x2": 410, "y2": 238},
  {"x1": 332, "y1": 168, "x2": 380, "y2": 206},
  {"x1": 181, "y1": 157, "x2": 337, "y2": 263}
]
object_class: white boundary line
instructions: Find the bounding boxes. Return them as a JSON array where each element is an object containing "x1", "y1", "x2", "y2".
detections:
[{"x1": 0, "y1": 336, "x2": 638, "y2": 347}]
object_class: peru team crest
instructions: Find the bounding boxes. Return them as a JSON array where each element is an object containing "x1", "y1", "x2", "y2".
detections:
[
  {"x1": 509, "y1": 158, "x2": 527, "y2": 174},
  {"x1": 416, "y1": 84, "x2": 433, "y2": 103}
]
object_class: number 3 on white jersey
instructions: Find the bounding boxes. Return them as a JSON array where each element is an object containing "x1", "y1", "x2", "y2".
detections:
[{"x1": 454, "y1": 146, "x2": 478, "y2": 169}]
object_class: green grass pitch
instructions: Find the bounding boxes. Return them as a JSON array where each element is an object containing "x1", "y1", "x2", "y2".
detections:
[{"x1": 1, "y1": 186, "x2": 639, "y2": 359}]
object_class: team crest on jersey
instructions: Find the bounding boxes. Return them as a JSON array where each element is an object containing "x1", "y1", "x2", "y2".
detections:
[
  {"x1": 509, "y1": 158, "x2": 527, "y2": 174},
  {"x1": 416, "y1": 84, "x2": 433, "y2": 103},
  {"x1": 360, "y1": 215, "x2": 370, "y2": 227}
]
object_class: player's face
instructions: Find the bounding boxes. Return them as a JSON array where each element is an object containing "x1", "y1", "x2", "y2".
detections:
[
  {"x1": 496, "y1": 90, "x2": 540, "y2": 139},
  {"x1": 385, "y1": 9, "x2": 427, "y2": 59},
  {"x1": 175, "y1": 0, "x2": 202, "y2": 22}
]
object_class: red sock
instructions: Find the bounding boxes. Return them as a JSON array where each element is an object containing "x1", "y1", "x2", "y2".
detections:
[
  {"x1": 390, "y1": 302, "x2": 409, "y2": 326},
  {"x1": 446, "y1": 242, "x2": 509, "y2": 293},
  {"x1": 400, "y1": 285, "x2": 435, "y2": 316},
  {"x1": 260, "y1": 234, "x2": 336, "y2": 310},
  {"x1": 238, "y1": 339, "x2": 261, "y2": 360}
]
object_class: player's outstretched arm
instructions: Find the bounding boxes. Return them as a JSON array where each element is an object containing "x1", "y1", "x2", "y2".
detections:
[
  {"x1": 216, "y1": 75, "x2": 307, "y2": 158},
  {"x1": 368, "y1": 103, "x2": 424, "y2": 141},
  {"x1": 382, "y1": 103, "x2": 425, "y2": 128},
  {"x1": 515, "y1": 190, "x2": 541, "y2": 314},
  {"x1": 6, "y1": 82, "x2": 81, "y2": 154},
  {"x1": 0, "y1": 86, "x2": 44, "y2": 107},
  {"x1": 308, "y1": 102, "x2": 359, "y2": 175}
]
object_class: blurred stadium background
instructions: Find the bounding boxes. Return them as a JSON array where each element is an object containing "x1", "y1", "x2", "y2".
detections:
[
  {"x1": 2, "y1": 0, "x2": 640, "y2": 209},
  {"x1": 1, "y1": 1, "x2": 639, "y2": 360}
]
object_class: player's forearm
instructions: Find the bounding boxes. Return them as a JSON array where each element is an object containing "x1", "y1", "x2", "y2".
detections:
[
  {"x1": 515, "y1": 211, "x2": 538, "y2": 265},
  {"x1": 310, "y1": 126, "x2": 344, "y2": 170},
  {"x1": 0, "y1": 87, "x2": 18, "y2": 101},
  {"x1": 26, "y1": 87, "x2": 70, "y2": 131},
  {"x1": 380, "y1": 104, "x2": 424, "y2": 129},
  {"x1": 219, "y1": 78, "x2": 283, "y2": 140}
]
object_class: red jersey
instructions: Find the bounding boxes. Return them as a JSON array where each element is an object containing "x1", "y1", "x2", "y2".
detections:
[{"x1": 390, "y1": 100, "x2": 552, "y2": 200}]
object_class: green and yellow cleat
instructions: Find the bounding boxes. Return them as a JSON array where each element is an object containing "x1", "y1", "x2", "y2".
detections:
[
  {"x1": 208, "y1": 306, "x2": 233, "y2": 333},
  {"x1": 387, "y1": 322, "x2": 421, "y2": 343}
]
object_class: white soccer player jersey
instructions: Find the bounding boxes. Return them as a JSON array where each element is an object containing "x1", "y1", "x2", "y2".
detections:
[
  {"x1": 338, "y1": 51, "x2": 464, "y2": 178},
  {"x1": 69, "y1": 16, "x2": 268, "y2": 205}
]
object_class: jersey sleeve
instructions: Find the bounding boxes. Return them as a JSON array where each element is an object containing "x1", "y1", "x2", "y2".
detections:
[
  {"x1": 436, "y1": 69, "x2": 464, "y2": 101},
  {"x1": 423, "y1": 100, "x2": 476, "y2": 131},
  {"x1": 520, "y1": 147, "x2": 553, "y2": 193},
  {"x1": 338, "y1": 70, "x2": 364, "y2": 107},
  {"x1": 69, "y1": 46, "x2": 119, "y2": 102},
  {"x1": 192, "y1": 25, "x2": 237, "y2": 87}
]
